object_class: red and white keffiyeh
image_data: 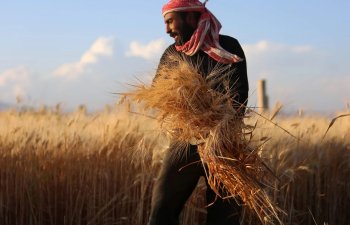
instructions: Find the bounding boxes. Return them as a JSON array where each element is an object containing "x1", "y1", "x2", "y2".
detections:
[{"x1": 162, "y1": 0, "x2": 242, "y2": 64}]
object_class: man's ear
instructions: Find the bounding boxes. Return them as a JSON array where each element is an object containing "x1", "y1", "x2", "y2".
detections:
[{"x1": 186, "y1": 12, "x2": 199, "y2": 29}]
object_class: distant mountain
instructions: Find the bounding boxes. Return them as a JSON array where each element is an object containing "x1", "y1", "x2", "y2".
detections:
[{"x1": 0, "y1": 102, "x2": 13, "y2": 110}]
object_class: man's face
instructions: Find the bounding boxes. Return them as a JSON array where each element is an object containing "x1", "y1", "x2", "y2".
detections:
[{"x1": 164, "y1": 12, "x2": 195, "y2": 46}]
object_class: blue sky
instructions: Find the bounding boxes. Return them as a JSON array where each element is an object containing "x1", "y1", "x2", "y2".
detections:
[{"x1": 1, "y1": 1, "x2": 349, "y2": 114}]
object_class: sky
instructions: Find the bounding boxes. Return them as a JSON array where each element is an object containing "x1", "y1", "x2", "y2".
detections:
[{"x1": 1, "y1": 0, "x2": 349, "y2": 115}]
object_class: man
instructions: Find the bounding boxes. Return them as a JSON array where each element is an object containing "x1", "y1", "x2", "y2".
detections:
[{"x1": 148, "y1": 1, "x2": 249, "y2": 224}]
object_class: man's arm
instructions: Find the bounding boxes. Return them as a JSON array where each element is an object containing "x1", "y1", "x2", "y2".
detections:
[
  {"x1": 220, "y1": 35, "x2": 249, "y2": 115},
  {"x1": 153, "y1": 44, "x2": 177, "y2": 83}
]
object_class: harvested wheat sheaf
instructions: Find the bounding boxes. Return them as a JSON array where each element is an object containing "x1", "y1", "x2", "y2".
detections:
[{"x1": 123, "y1": 52, "x2": 283, "y2": 224}]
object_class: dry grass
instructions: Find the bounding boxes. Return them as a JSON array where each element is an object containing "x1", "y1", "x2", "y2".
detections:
[
  {"x1": 0, "y1": 106, "x2": 168, "y2": 225},
  {"x1": 123, "y1": 53, "x2": 283, "y2": 224},
  {"x1": 243, "y1": 111, "x2": 350, "y2": 225},
  {"x1": 0, "y1": 105, "x2": 349, "y2": 224}
]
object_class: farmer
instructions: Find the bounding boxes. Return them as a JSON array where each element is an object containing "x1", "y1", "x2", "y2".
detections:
[{"x1": 148, "y1": 0, "x2": 249, "y2": 224}]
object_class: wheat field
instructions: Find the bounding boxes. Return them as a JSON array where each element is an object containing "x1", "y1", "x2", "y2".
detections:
[{"x1": 0, "y1": 105, "x2": 349, "y2": 225}]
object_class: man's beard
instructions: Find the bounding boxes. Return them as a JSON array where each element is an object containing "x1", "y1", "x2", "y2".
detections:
[{"x1": 175, "y1": 24, "x2": 195, "y2": 46}]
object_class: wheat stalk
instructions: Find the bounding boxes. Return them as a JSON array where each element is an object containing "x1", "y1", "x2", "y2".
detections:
[{"x1": 123, "y1": 52, "x2": 284, "y2": 224}]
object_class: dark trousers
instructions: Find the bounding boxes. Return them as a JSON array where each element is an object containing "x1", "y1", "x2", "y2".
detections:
[{"x1": 148, "y1": 143, "x2": 241, "y2": 225}]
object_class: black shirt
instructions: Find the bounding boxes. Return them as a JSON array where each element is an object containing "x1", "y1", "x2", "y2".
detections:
[{"x1": 155, "y1": 34, "x2": 249, "y2": 114}]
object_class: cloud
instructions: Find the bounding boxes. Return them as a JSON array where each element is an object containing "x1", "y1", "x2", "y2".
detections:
[
  {"x1": 243, "y1": 40, "x2": 313, "y2": 58},
  {"x1": 53, "y1": 36, "x2": 114, "y2": 78},
  {"x1": 126, "y1": 38, "x2": 167, "y2": 60},
  {"x1": 0, "y1": 66, "x2": 31, "y2": 102},
  {"x1": 292, "y1": 45, "x2": 313, "y2": 54},
  {"x1": 242, "y1": 40, "x2": 315, "y2": 85},
  {"x1": 241, "y1": 40, "x2": 350, "y2": 112}
]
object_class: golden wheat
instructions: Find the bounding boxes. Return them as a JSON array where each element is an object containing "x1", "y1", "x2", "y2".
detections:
[
  {"x1": 243, "y1": 112, "x2": 350, "y2": 225},
  {"x1": 123, "y1": 53, "x2": 284, "y2": 224},
  {"x1": 0, "y1": 107, "x2": 168, "y2": 225},
  {"x1": 0, "y1": 105, "x2": 349, "y2": 224}
]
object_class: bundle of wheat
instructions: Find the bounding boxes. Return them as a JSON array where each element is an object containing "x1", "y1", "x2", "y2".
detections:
[{"x1": 123, "y1": 52, "x2": 283, "y2": 224}]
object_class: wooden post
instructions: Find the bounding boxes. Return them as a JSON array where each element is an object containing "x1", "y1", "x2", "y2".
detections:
[{"x1": 257, "y1": 79, "x2": 269, "y2": 113}]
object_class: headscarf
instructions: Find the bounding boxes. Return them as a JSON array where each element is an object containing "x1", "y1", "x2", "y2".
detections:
[{"x1": 162, "y1": 0, "x2": 242, "y2": 64}]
